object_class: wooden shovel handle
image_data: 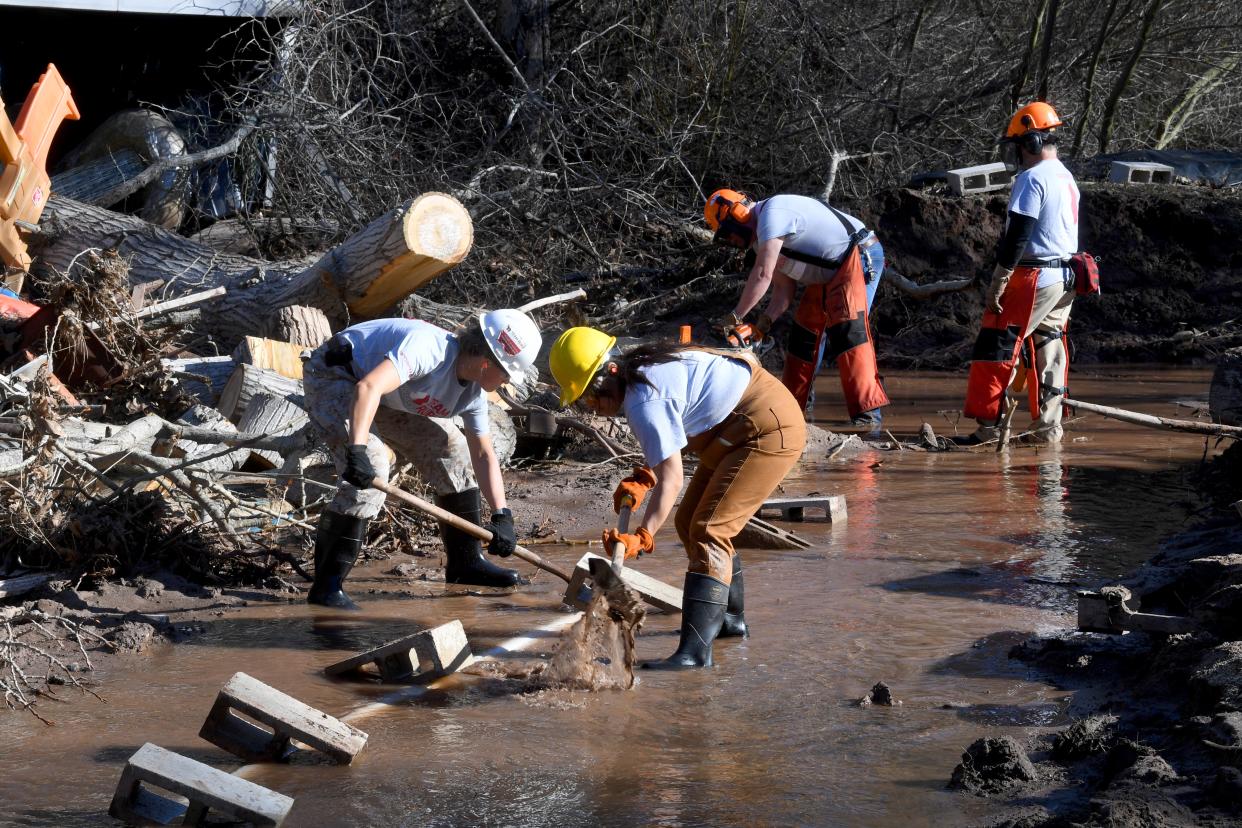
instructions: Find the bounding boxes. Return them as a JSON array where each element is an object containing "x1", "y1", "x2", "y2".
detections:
[
  {"x1": 370, "y1": 479, "x2": 573, "y2": 584},
  {"x1": 611, "y1": 502, "x2": 633, "y2": 573}
]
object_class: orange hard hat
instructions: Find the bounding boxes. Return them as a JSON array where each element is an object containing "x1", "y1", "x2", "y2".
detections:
[
  {"x1": 1004, "y1": 102, "x2": 1064, "y2": 139},
  {"x1": 704, "y1": 188, "x2": 754, "y2": 231}
]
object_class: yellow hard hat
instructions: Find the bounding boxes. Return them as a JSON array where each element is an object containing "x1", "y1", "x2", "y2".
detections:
[{"x1": 549, "y1": 327, "x2": 617, "y2": 407}]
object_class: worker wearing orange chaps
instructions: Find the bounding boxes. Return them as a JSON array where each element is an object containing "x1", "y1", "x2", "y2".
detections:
[
  {"x1": 963, "y1": 265, "x2": 1041, "y2": 423},
  {"x1": 782, "y1": 244, "x2": 889, "y2": 416},
  {"x1": 958, "y1": 100, "x2": 1080, "y2": 445}
]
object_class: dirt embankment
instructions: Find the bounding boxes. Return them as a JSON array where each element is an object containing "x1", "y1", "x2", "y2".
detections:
[
  {"x1": 854, "y1": 183, "x2": 1242, "y2": 368},
  {"x1": 946, "y1": 444, "x2": 1242, "y2": 827}
]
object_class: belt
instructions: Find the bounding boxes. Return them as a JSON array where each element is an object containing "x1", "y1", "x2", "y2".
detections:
[
  {"x1": 1018, "y1": 257, "x2": 1071, "y2": 268},
  {"x1": 858, "y1": 231, "x2": 879, "y2": 249},
  {"x1": 324, "y1": 335, "x2": 354, "y2": 375}
]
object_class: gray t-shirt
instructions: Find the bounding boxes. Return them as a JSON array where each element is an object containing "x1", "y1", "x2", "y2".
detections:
[
  {"x1": 623, "y1": 352, "x2": 752, "y2": 467},
  {"x1": 754, "y1": 194, "x2": 866, "y2": 283},
  {"x1": 1008, "y1": 158, "x2": 1080, "y2": 289},
  {"x1": 337, "y1": 318, "x2": 489, "y2": 435}
]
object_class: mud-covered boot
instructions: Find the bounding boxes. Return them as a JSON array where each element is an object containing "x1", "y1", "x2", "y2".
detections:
[
  {"x1": 307, "y1": 511, "x2": 368, "y2": 611},
  {"x1": 643, "y1": 573, "x2": 728, "y2": 670},
  {"x1": 718, "y1": 555, "x2": 749, "y2": 639},
  {"x1": 437, "y1": 489, "x2": 520, "y2": 588}
]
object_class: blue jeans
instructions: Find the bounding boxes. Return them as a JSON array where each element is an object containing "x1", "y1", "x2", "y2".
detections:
[{"x1": 807, "y1": 237, "x2": 885, "y2": 418}]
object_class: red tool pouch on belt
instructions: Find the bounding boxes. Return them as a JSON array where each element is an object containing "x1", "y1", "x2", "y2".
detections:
[{"x1": 1069, "y1": 252, "x2": 1100, "y2": 296}]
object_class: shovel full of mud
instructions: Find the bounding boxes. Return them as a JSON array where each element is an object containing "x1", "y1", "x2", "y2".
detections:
[{"x1": 371, "y1": 479, "x2": 649, "y2": 689}]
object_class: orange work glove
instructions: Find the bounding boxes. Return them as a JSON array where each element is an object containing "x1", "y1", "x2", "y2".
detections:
[
  {"x1": 613, "y1": 466, "x2": 658, "y2": 513},
  {"x1": 602, "y1": 527, "x2": 655, "y2": 560}
]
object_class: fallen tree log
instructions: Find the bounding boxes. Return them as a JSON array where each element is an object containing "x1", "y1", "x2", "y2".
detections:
[
  {"x1": 268, "y1": 305, "x2": 332, "y2": 348},
  {"x1": 34, "y1": 192, "x2": 473, "y2": 347},
  {"x1": 159, "y1": 405, "x2": 248, "y2": 473},
  {"x1": 218, "y1": 364, "x2": 304, "y2": 421},
  {"x1": 236, "y1": 393, "x2": 310, "y2": 469},
  {"x1": 884, "y1": 269, "x2": 978, "y2": 299},
  {"x1": 1065, "y1": 397, "x2": 1242, "y2": 439},
  {"x1": 162, "y1": 355, "x2": 234, "y2": 405}
]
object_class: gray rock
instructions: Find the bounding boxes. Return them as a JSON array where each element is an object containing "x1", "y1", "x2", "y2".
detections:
[
  {"x1": 107, "y1": 622, "x2": 157, "y2": 653},
  {"x1": 136, "y1": 578, "x2": 163, "y2": 600}
]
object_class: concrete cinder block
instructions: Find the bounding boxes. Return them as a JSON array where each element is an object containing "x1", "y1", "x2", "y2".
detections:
[
  {"x1": 562, "y1": 552, "x2": 684, "y2": 613},
  {"x1": 946, "y1": 162, "x2": 1013, "y2": 196},
  {"x1": 109, "y1": 742, "x2": 293, "y2": 827},
  {"x1": 323, "y1": 620, "x2": 474, "y2": 683},
  {"x1": 1108, "y1": 160, "x2": 1174, "y2": 184},
  {"x1": 199, "y1": 672, "x2": 368, "y2": 764},
  {"x1": 757, "y1": 495, "x2": 847, "y2": 523}
]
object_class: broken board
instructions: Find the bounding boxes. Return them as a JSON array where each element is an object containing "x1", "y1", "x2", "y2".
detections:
[{"x1": 1076, "y1": 586, "x2": 1197, "y2": 635}]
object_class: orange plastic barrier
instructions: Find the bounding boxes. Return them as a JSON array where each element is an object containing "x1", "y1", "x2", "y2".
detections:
[{"x1": 0, "y1": 64, "x2": 80, "y2": 270}]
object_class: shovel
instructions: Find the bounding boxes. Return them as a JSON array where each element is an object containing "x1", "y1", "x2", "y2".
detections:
[
  {"x1": 370, "y1": 478, "x2": 682, "y2": 611},
  {"x1": 370, "y1": 478, "x2": 572, "y2": 582},
  {"x1": 609, "y1": 496, "x2": 635, "y2": 575}
]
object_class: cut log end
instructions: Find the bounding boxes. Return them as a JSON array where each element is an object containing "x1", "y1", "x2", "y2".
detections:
[{"x1": 403, "y1": 192, "x2": 473, "y2": 263}]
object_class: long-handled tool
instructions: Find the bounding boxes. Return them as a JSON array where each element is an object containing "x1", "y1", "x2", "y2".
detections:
[
  {"x1": 370, "y1": 479, "x2": 572, "y2": 582},
  {"x1": 370, "y1": 479, "x2": 682, "y2": 611},
  {"x1": 609, "y1": 496, "x2": 634, "y2": 575}
]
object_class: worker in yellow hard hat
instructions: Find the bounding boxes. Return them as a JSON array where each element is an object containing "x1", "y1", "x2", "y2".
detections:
[
  {"x1": 549, "y1": 327, "x2": 806, "y2": 669},
  {"x1": 958, "y1": 101, "x2": 1081, "y2": 445},
  {"x1": 704, "y1": 187, "x2": 889, "y2": 435}
]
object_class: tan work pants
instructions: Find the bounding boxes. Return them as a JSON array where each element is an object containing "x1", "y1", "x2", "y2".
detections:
[
  {"x1": 676, "y1": 366, "x2": 806, "y2": 583},
  {"x1": 974, "y1": 279, "x2": 1074, "y2": 443}
]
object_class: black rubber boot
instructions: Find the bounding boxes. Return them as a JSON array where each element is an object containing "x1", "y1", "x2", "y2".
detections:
[
  {"x1": 643, "y1": 573, "x2": 729, "y2": 670},
  {"x1": 307, "y1": 511, "x2": 368, "y2": 611},
  {"x1": 437, "y1": 489, "x2": 520, "y2": 588},
  {"x1": 718, "y1": 555, "x2": 749, "y2": 639}
]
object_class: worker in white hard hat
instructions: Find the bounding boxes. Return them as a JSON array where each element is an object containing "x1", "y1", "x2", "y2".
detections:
[{"x1": 301, "y1": 309, "x2": 543, "y2": 609}]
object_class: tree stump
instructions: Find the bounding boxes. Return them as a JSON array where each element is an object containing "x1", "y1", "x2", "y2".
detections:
[{"x1": 231, "y1": 336, "x2": 306, "y2": 380}]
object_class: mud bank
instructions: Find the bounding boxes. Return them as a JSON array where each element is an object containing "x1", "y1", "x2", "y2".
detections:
[
  {"x1": 948, "y1": 444, "x2": 1242, "y2": 827},
  {"x1": 857, "y1": 183, "x2": 1242, "y2": 369}
]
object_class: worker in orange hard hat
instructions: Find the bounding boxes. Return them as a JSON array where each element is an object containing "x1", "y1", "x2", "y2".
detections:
[
  {"x1": 549, "y1": 327, "x2": 806, "y2": 669},
  {"x1": 956, "y1": 101, "x2": 1081, "y2": 445},
  {"x1": 705, "y1": 188, "x2": 888, "y2": 435}
]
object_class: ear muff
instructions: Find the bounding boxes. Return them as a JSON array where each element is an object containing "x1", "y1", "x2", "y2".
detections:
[{"x1": 1020, "y1": 131, "x2": 1045, "y2": 154}]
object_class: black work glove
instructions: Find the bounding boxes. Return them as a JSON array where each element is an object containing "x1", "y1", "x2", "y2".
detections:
[
  {"x1": 487, "y1": 508, "x2": 516, "y2": 557},
  {"x1": 342, "y1": 445, "x2": 376, "y2": 489}
]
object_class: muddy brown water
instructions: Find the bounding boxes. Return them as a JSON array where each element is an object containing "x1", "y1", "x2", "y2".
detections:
[{"x1": 0, "y1": 368, "x2": 1219, "y2": 827}]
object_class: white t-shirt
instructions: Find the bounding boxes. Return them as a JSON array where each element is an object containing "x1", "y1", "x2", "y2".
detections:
[
  {"x1": 623, "y1": 352, "x2": 752, "y2": 467},
  {"x1": 754, "y1": 194, "x2": 865, "y2": 283},
  {"x1": 1009, "y1": 158, "x2": 1080, "y2": 289},
  {"x1": 337, "y1": 318, "x2": 490, "y2": 435}
]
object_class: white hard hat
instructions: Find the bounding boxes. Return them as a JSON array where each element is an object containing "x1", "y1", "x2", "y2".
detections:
[{"x1": 477, "y1": 308, "x2": 542, "y2": 384}]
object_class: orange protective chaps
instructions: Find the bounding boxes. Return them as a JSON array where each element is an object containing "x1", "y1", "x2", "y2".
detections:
[
  {"x1": 781, "y1": 247, "x2": 889, "y2": 416},
  {"x1": 962, "y1": 267, "x2": 1040, "y2": 423}
]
